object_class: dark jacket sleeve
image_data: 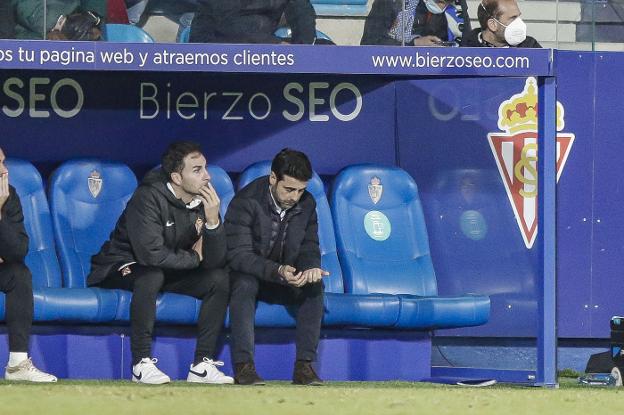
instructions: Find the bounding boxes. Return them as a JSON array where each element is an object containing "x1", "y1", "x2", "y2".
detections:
[
  {"x1": 522, "y1": 36, "x2": 542, "y2": 48},
  {"x1": 294, "y1": 207, "x2": 321, "y2": 271},
  {"x1": 285, "y1": 0, "x2": 316, "y2": 44},
  {"x1": 225, "y1": 197, "x2": 281, "y2": 282},
  {"x1": 0, "y1": 0, "x2": 15, "y2": 39},
  {"x1": 200, "y1": 218, "x2": 227, "y2": 269},
  {"x1": 125, "y1": 188, "x2": 200, "y2": 270},
  {"x1": 0, "y1": 187, "x2": 29, "y2": 262},
  {"x1": 360, "y1": 0, "x2": 402, "y2": 46},
  {"x1": 190, "y1": 0, "x2": 280, "y2": 44}
]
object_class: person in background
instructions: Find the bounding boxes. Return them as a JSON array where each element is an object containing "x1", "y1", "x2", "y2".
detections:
[
  {"x1": 13, "y1": 0, "x2": 106, "y2": 40},
  {"x1": 461, "y1": 0, "x2": 541, "y2": 47},
  {"x1": 189, "y1": 0, "x2": 316, "y2": 44},
  {"x1": 361, "y1": 0, "x2": 470, "y2": 46}
]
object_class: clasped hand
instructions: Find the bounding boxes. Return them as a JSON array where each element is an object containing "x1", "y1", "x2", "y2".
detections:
[{"x1": 279, "y1": 265, "x2": 329, "y2": 287}]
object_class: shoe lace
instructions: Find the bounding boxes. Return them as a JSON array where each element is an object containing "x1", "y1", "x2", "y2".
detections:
[
  {"x1": 201, "y1": 357, "x2": 225, "y2": 367},
  {"x1": 142, "y1": 357, "x2": 158, "y2": 367},
  {"x1": 20, "y1": 358, "x2": 42, "y2": 373}
]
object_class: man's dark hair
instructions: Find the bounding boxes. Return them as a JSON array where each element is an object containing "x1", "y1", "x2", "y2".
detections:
[
  {"x1": 478, "y1": 0, "x2": 500, "y2": 30},
  {"x1": 162, "y1": 141, "x2": 203, "y2": 176},
  {"x1": 271, "y1": 148, "x2": 313, "y2": 182}
]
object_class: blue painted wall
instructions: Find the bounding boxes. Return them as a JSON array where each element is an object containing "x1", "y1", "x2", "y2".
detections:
[{"x1": 1, "y1": 50, "x2": 622, "y2": 340}]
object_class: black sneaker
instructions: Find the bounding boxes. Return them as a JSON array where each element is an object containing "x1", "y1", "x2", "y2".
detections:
[
  {"x1": 292, "y1": 360, "x2": 323, "y2": 386},
  {"x1": 234, "y1": 362, "x2": 266, "y2": 385}
]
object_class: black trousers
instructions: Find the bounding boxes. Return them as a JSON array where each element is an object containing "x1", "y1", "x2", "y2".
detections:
[
  {"x1": 0, "y1": 262, "x2": 33, "y2": 352},
  {"x1": 97, "y1": 264, "x2": 229, "y2": 365},
  {"x1": 229, "y1": 272, "x2": 324, "y2": 364}
]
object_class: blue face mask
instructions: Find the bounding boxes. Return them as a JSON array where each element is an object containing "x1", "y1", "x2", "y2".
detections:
[{"x1": 424, "y1": 0, "x2": 446, "y2": 14}]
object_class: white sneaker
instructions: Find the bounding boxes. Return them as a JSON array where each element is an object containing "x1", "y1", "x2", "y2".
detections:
[
  {"x1": 612, "y1": 366, "x2": 623, "y2": 386},
  {"x1": 187, "y1": 358, "x2": 234, "y2": 384},
  {"x1": 132, "y1": 358, "x2": 170, "y2": 385},
  {"x1": 5, "y1": 358, "x2": 57, "y2": 382}
]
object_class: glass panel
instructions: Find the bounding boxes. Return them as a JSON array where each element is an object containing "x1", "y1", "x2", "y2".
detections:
[
  {"x1": 399, "y1": 76, "x2": 544, "y2": 378},
  {"x1": 8, "y1": 0, "x2": 51, "y2": 40},
  {"x1": 7, "y1": 0, "x2": 106, "y2": 41},
  {"x1": 578, "y1": 0, "x2": 624, "y2": 51},
  {"x1": 137, "y1": 0, "x2": 469, "y2": 46}
]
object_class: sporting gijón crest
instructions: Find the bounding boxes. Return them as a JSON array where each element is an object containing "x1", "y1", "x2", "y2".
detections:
[{"x1": 487, "y1": 77, "x2": 575, "y2": 249}]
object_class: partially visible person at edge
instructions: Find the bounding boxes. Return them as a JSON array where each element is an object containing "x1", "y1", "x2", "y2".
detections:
[{"x1": 0, "y1": 147, "x2": 57, "y2": 382}]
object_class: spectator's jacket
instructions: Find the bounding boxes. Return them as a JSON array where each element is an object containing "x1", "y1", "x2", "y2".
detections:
[
  {"x1": 0, "y1": 0, "x2": 15, "y2": 38},
  {"x1": 87, "y1": 169, "x2": 227, "y2": 286},
  {"x1": 361, "y1": 0, "x2": 471, "y2": 46},
  {"x1": 13, "y1": 0, "x2": 106, "y2": 39},
  {"x1": 0, "y1": 185, "x2": 28, "y2": 263},
  {"x1": 190, "y1": 0, "x2": 316, "y2": 44},
  {"x1": 461, "y1": 28, "x2": 542, "y2": 48},
  {"x1": 225, "y1": 176, "x2": 320, "y2": 283}
]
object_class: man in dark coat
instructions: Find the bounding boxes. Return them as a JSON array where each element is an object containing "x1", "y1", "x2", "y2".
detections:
[
  {"x1": 189, "y1": 0, "x2": 316, "y2": 44},
  {"x1": 225, "y1": 148, "x2": 328, "y2": 385},
  {"x1": 461, "y1": 0, "x2": 541, "y2": 47},
  {"x1": 88, "y1": 141, "x2": 233, "y2": 385},
  {"x1": 0, "y1": 147, "x2": 56, "y2": 382}
]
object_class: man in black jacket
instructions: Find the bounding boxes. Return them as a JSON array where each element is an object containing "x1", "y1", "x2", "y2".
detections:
[
  {"x1": 189, "y1": 0, "x2": 316, "y2": 44},
  {"x1": 225, "y1": 149, "x2": 327, "y2": 385},
  {"x1": 88, "y1": 141, "x2": 233, "y2": 385},
  {"x1": 0, "y1": 148, "x2": 56, "y2": 382},
  {"x1": 461, "y1": 0, "x2": 541, "y2": 47}
]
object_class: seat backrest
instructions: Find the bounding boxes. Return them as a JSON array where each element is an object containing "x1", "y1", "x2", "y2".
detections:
[
  {"x1": 330, "y1": 164, "x2": 437, "y2": 296},
  {"x1": 5, "y1": 159, "x2": 62, "y2": 288},
  {"x1": 207, "y1": 165, "x2": 235, "y2": 217},
  {"x1": 178, "y1": 26, "x2": 190, "y2": 43},
  {"x1": 238, "y1": 161, "x2": 343, "y2": 293},
  {"x1": 103, "y1": 24, "x2": 155, "y2": 42},
  {"x1": 49, "y1": 160, "x2": 137, "y2": 288}
]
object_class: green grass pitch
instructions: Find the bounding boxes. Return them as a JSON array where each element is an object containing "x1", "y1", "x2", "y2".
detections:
[{"x1": 0, "y1": 378, "x2": 621, "y2": 415}]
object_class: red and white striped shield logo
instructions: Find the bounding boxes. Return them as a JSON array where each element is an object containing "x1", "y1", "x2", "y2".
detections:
[{"x1": 488, "y1": 78, "x2": 575, "y2": 249}]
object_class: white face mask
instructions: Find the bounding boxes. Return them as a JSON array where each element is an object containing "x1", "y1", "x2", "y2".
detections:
[
  {"x1": 424, "y1": 0, "x2": 446, "y2": 14},
  {"x1": 494, "y1": 16, "x2": 527, "y2": 46}
]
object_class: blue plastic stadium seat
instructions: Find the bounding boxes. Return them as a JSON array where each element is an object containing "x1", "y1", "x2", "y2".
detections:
[
  {"x1": 330, "y1": 164, "x2": 490, "y2": 330},
  {"x1": 208, "y1": 165, "x2": 235, "y2": 218},
  {"x1": 237, "y1": 161, "x2": 400, "y2": 327},
  {"x1": 178, "y1": 26, "x2": 190, "y2": 43},
  {"x1": 6, "y1": 159, "x2": 117, "y2": 322},
  {"x1": 114, "y1": 165, "x2": 236, "y2": 323},
  {"x1": 427, "y1": 169, "x2": 537, "y2": 335},
  {"x1": 103, "y1": 24, "x2": 155, "y2": 43}
]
